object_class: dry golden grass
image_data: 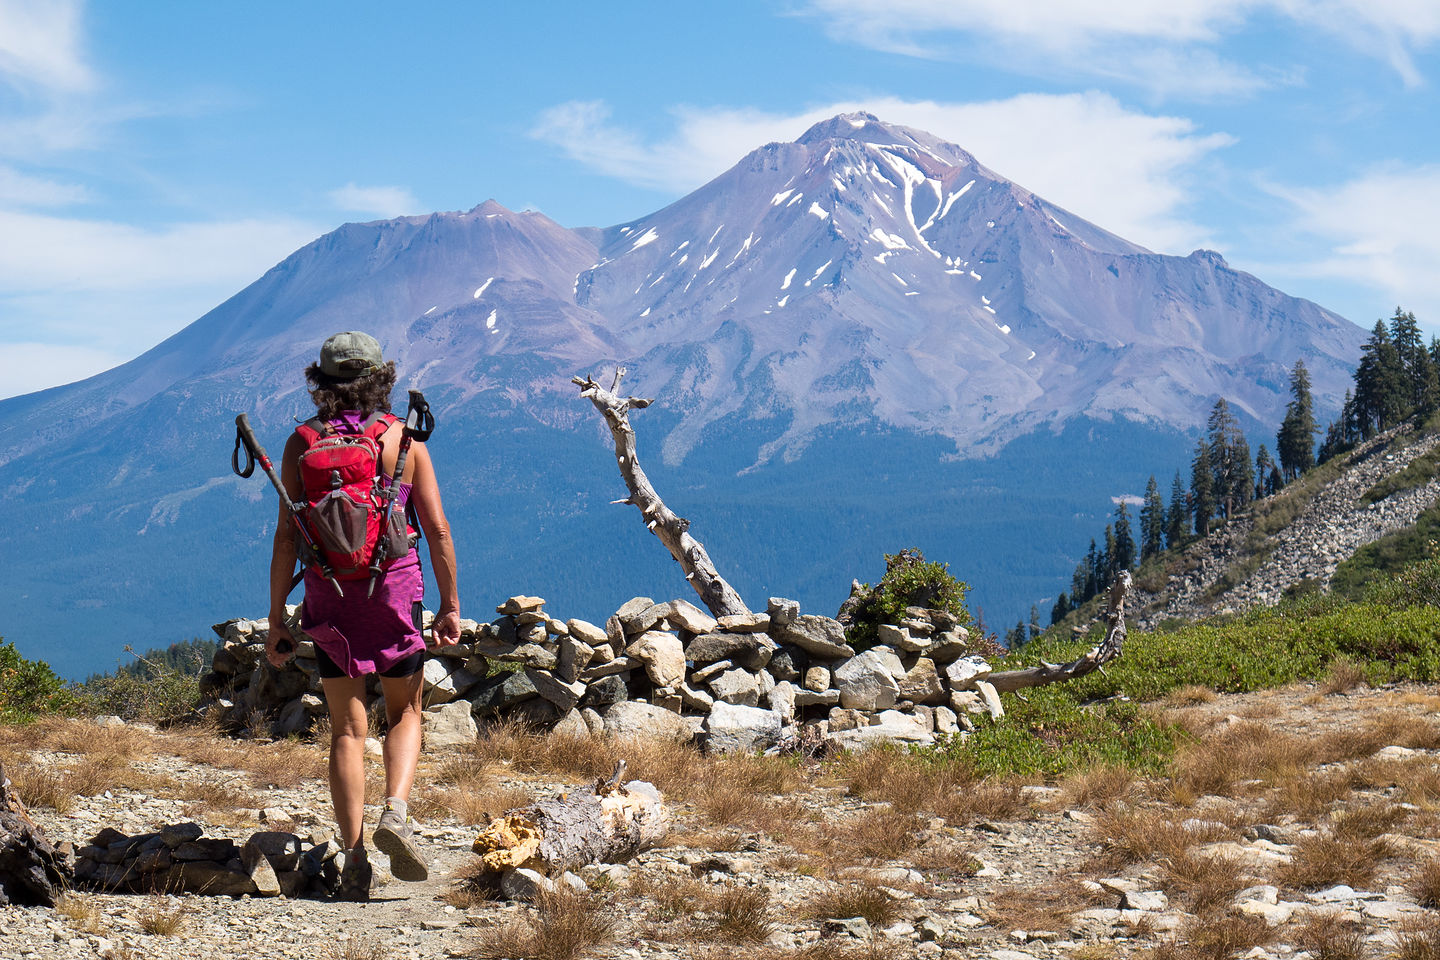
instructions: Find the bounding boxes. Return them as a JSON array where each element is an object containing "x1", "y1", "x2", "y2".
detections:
[
  {"x1": 1412, "y1": 858, "x2": 1440, "y2": 908},
  {"x1": 696, "y1": 944, "x2": 898, "y2": 960},
  {"x1": 706, "y1": 884, "x2": 774, "y2": 944},
  {"x1": 1060, "y1": 764, "x2": 1138, "y2": 809},
  {"x1": 909, "y1": 838, "x2": 981, "y2": 879},
  {"x1": 799, "y1": 881, "x2": 902, "y2": 927},
  {"x1": 472, "y1": 885, "x2": 613, "y2": 960},
  {"x1": 1319, "y1": 658, "x2": 1368, "y2": 696},
  {"x1": 1162, "y1": 686, "x2": 1219, "y2": 707},
  {"x1": 1397, "y1": 916, "x2": 1440, "y2": 960},
  {"x1": 1332, "y1": 802, "x2": 1408, "y2": 840},
  {"x1": 1090, "y1": 807, "x2": 1232, "y2": 870},
  {"x1": 55, "y1": 892, "x2": 106, "y2": 935},
  {"x1": 814, "y1": 808, "x2": 927, "y2": 864},
  {"x1": 1149, "y1": 913, "x2": 1271, "y2": 960},
  {"x1": 3, "y1": 762, "x2": 76, "y2": 813},
  {"x1": 1292, "y1": 911, "x2": 1366, "y2": 960},
  {"x1": 417, "y1": 782, "x2": 533, "y2": 826},
  {"x1": 1169, "y1": 722, "x2": 1314, "y2": 800},
  {"x1": 986, "y1": 881, "x2": 1090, "y2": 933},
  {"x1": 320, "y1": 938, "x2": 391, "y2": 960},
  {"x1": 1261, "y1": 767, "x2": 1363, "y2": 821},
  {"x1": 1275, "y1": 833, "x2": 1390, "y2": 890},
  {"x1": 1159, "y1": 851, "x2": 1249, "y2": 915},
  {"x1": 136, "y1": 894, "x2": 193, "y2": 936},
  {"x1": 833, "y1": 747, "x2": 1027, "y2": 825}
]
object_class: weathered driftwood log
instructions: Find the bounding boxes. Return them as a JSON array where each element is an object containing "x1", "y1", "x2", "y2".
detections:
[
  {"x1": 573, "y1": 367, "x2": 749, "y2": 618},
  {"x1": 0, "y1": 762, "x2": 72, "y2": 906},
  {"x1": 986, "y1": 571, "x2": 1131, "y2": 693},
  {"x1": 472, "y1": 762, "x2": 670, "y2": 876}
]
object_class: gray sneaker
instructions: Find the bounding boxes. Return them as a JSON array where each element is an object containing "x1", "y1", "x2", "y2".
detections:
[
  {"x1": 333, "y1": 845, "x2": 371, "y2": 902},
  {"x1": 373, "y1": 806, "x2": 429, "y2": 882}
]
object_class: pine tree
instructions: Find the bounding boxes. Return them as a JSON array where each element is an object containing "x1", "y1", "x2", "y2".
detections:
[
  {"x1": 1051, "y1": 592, "x2": 1070, "y2": 625},
  {"x1": 1084, "y1": 539, "x2": 1100, "y2": 600},
  {"x1": 1390, "y1": 307, "x2": 1437, "y2": 415},
  {"x1": 1139, "y1": 475, "x2": 1164, "y2": 561},
  {"x1": 1277, "y1": 359, "x2": 1316, "y2": 481},
  {"x1": 1166, "y1": 471, "x2": 1188, "y2": 548},
  {"x1": 1254, "y1": 444, "x2": 1275, "y2": 500},
  {"x1": 1028, "y1": 604, "x2": 1041, "y2": 643},
  {"x1": 1113, "y1": 503, "x2": 1136, "y2": 574},
  {"x1": 1268, "y1": 464, "x2": 1282, "y2": 498},
  {"x1": 1354, "y1": 320, "x2": 1407, "y2": 437},
  {"x1": 1191, "y1": 438, "x2": 1215, "y2": 536},
  {"x1": 1101, "y1": 524, "x2": 1116, "y2": 588},
  {"x1": 1228, "y1": 431, "x2": 1254, "y2": 514}
]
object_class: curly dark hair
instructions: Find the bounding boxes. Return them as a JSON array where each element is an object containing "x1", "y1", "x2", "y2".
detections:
[{"x1": 304, "y1": 361, "x2": 397, "y2": 420}]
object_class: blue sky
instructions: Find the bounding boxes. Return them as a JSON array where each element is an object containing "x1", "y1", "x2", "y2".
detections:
[{"x1": 1, "y1": 0, "x2": 1437, "y2": 398}]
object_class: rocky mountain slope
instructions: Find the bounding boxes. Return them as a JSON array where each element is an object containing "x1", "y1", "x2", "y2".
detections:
[
  {"x1": 1124, "y1": 420, "x2": 1440, "y2": 628},
  {"x1": 0, "y1": 114, "x2": 1368, "y2": 677}
]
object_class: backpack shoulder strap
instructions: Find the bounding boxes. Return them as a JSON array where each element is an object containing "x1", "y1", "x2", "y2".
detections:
[
  {"x1": 361, "y1": 412, "x2": 398, "y2": 441},
  {"x1": 294, "y1": 417, "x2": 331, "y2": 446}
]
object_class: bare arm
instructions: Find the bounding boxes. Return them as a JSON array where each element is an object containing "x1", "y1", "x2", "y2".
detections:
[
  {"x1": 265, "y1": 433, "x2": 306, "y2": 666},
  {"x1": 407, "y1": 441, "x2": 461, "y2": 645}
]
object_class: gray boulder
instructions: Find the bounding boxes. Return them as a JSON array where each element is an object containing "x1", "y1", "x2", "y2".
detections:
[
  {"x1": 601, "y1": 701, "x2": 694, "y2": 742},
  {"x1": 708, "y1": 668, "x2": 762, "y2": 707},
  {"x1": 772, "y1": 615, "x2": 852, "y2": 659},
  {"x1": 525, "y1": 668, "x2": 586, "y2": 713},
  {"x1": 834, "y1": 650, "x2": 902, "y2": 711},
  {"x1": 686, "y1": 632, "x2": 777, "y2": 670},
  {"x1": 704, "y1": 702, "x2": 783, "y2": 754},
  {"x1": 423, "y1": 701, "x2": 478, "y2": 749}
]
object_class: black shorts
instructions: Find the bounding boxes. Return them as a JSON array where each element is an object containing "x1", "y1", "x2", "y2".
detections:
[{"x1": 313, "y1": 601, "x2": 426, "y2": 680}]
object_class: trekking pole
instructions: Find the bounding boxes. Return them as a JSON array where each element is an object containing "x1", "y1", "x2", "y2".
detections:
[
  {"x1": 232, "y1": 414, "x2": 346, "y2": 598},
  {"x1": 366, "y1": 390, "x2": 434, "y2": 598}
]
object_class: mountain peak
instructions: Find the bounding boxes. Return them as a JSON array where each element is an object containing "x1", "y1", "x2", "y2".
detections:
[{"x1": 794, "y1": 113, "x2": 980, "y2": 170}]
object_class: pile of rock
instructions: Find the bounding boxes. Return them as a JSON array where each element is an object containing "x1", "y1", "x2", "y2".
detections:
[
  {"x1": 74, "y1": 822, "x2": 343, "y2": 898},
  {"x1": 201, "y1": 594, "x2": 1003, "y2": 753}
]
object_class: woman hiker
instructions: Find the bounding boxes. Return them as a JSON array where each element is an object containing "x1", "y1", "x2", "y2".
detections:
[{"x1": 263, "y1": 331, "x2": 462, "y2": 900}]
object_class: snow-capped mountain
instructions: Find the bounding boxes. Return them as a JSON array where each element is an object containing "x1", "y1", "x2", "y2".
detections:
[{"x1": 0, "y1": 114, "x2": 1366, "y2": 676}]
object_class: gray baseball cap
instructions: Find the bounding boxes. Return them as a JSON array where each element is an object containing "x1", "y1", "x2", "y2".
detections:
[{"x1": 319, "y1": 331, "x2": 384, "y2": 379}]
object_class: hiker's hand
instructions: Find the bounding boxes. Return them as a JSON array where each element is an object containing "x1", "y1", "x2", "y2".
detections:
[
  {"x1": 432, "y1": 607, "x2": 461, "y2": 647},
  {"x1": 266, "y1": 621, "x2": 294, "y2": 667}
]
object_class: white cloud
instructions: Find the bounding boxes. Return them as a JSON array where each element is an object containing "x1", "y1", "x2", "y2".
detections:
[
  {"x1": 1270, "y1": 164, "x2": 1440, "y2": 328},
  {"x1": 328, "y1": 182, "x2": 419, "y2": 220},
  {"x1": 0, "y1": 341, "x2": 128, "y2": 399},
  {"x1": 0, "y1": 209, "x2": 320, "y2": 292},
  {"x1": 0, "y1": 0, "x2": 93, "y2": 93},
  {"x1": 801, "y1": 0, "x2": 1440, "y2": 89},
  {"x1": 0, "y1": 163, "x2": 87, "y2": 206},
  {"x1": 533, "y1": 94, "x2": 1231, "y2": 253}
]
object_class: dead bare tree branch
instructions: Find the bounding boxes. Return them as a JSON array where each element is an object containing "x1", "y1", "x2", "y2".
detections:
[
  {"x1": 572, "y1": 367, "x2": 749, "y2": 618},
  {"x1": 986, "y1": 570, "x2": 1131, "y2": 693}
]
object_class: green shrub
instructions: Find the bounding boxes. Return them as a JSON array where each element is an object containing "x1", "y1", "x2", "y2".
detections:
[
  {"x1": 76, "y1": 642, "x2": 210, "y2": 724},
  {"x1": 0, "y1": 639, "x2": 72, "y2": 722},
  {"x1": 844, "y1": 548, "x2": 973, "y2": 650}
]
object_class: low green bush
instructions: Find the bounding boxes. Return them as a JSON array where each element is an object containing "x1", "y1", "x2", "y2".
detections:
[
  {"x1": 0, "y1": 639, "x2": 73, "y2": 723},
  {"x1": 845, "y1": 548, "x2": 973, "y2": 650}
]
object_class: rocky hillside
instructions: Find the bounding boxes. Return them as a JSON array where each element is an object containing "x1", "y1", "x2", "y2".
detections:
[{"x1": 1127, "y1": 419, "x2": 1440, "y2": 628}]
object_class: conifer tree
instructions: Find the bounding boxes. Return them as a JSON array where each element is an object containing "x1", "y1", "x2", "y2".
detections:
[
  {"x1": 1354, "y1": 320, "x2": 1406, "y2": 437},
  {"x1": 1254, "y1": 444, "x2": 1275, "y2": 499},
  {"x1": 1084, "y1": 539, "x2": 1100, "y2": 600},
  {"x1": 1051, "y1": 591, "x2": 1070, "y2": 625},
  {"x1": 1228, "y1": 432, "x2": 1254, "y2": 515},
  {"x1": 1191, "y1": 438, "x2": 1215, "y2": 536},
  {"x1": 1206, "y1": 399, "x2": 1249, "y2": 518},
  {"x1": 1028, "y1": 604, "x2": 1041, "y2": 643},
  {"x1": 1101, "y1": 524, "x2": 1116, "y2": 587},
  {"x1": 1139, "y1": 475, "x2": 1164, "y2": 561},
  {"x1": 1390, "y1": 307, "x2": 1437, "y2": 415},
  {"x1": 1277, "y1": 359, "x2": 1316, "y2": 481},
  {"x1": 1166, "y1": 471, "x2": 1188, "y2": 548},
  {"x1": 1113, "y1": 503, "x2": 1135, "y2": 574}
]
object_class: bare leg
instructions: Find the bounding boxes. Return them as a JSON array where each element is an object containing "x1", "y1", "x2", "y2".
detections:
[
  {"x1": 321, "y1": 675, "x2": 369, "y2": 850},
  {"x1": 379, "y1": 670, "x2": 424, "y2": 802}
]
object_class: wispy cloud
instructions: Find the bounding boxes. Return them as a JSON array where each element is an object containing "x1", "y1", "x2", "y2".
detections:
[
  {"x1": 533, "y1": 94, "x2": 1231, "y2": 253},
  {"x1": 0, "y1": 162, "x2": 87, "y2": 206},
  {"x1": 328, "y1": 182, "x2": 419, "y2": 220},
  {"x1": 0, "y1": 341, "x2": 128, "y2": 399},
  {"x1": 799, "y1": 0, "x2": 1439, "y2": 91},
  {"x1": 1269, "y1": 164, "x2": 1440, "y2": 327},
  {"x1": 0, "y1": 0, "x2": 94, "y2": 94}
]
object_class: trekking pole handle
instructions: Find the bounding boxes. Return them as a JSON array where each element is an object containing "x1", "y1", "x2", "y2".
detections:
[
  {"x1": 234, "y1": 415, "x2": 289, "y2": 504},
  {"x1": 405, "y1": 390, "x2": 433, "y2": 442}
]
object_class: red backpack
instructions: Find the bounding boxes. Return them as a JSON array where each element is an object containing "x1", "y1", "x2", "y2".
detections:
[{"x1": 294, "y1": 413, "x2": 414, "y2": 581}]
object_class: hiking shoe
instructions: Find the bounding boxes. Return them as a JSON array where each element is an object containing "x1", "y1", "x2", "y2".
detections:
[
  {"x1": 374, "y1": 806, "x2": 429, "y2": 882},
  {"x1": 334, "y1": 845, "x2": 371, "y2": 902}
]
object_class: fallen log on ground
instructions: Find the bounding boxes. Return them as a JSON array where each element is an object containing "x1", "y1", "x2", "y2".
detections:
[
  {"x1": 986, "y1": 570, "x2": 1131, "y2": 693},
  {"x1": 572, "y1": 367, "x2": 748, "y2": 619},
  {"x1": 471, "y1": 762, "x2": 670, "y2": 883},
  {"x1": 0, "y1": 761, "x2": 72, "y2": 906}
]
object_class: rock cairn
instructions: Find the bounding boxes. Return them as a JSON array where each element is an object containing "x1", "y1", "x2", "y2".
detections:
[
  {"x1": 200, "y1": 595, "x2": 1001, "y2": 753},
  {"x1": 74, "y1": 823, "x2": 342, "y2": 898}
]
